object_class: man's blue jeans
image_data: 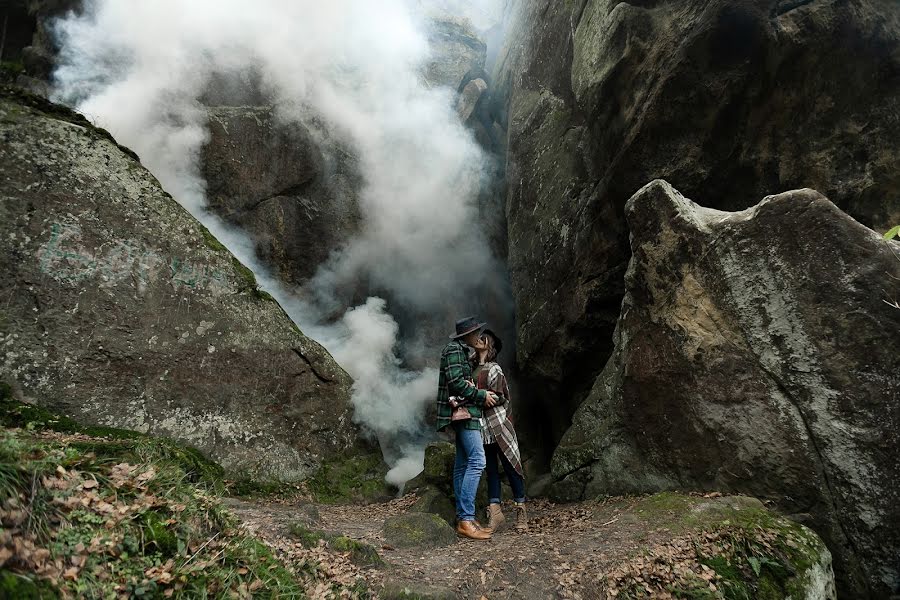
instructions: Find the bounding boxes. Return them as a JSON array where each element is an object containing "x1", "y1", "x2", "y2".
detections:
[{"x1": 452, "y1": 422, "x2": 486, "y2": 522}]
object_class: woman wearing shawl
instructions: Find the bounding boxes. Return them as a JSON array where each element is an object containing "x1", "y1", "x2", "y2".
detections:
[{"x1": 473, "y1": 329, "x2": 527, "y2": 533}]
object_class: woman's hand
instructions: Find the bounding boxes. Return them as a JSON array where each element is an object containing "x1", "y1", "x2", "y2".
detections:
[{"x1": 485, "y1": 392, "x2": 500, "y2": 407}]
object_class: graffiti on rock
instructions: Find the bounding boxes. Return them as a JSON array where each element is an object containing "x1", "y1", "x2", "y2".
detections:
[{"x1": 38, "y1": 223, "x2": 228, "y2": 291}]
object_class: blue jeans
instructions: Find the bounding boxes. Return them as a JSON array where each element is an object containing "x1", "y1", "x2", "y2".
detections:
[
  {"x1": 452, "y1": 422, "x2": 486, "y2": 522},
  {"x1": 485, "y1": 443, "x2": 526, "y2": 504}
]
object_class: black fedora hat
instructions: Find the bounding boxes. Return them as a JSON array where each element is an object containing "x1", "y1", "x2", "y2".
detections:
[
  {"x1": 482, "y1": 328, "x2": 503, "y2": 356},
  {"x1": 449, "y1": 316, "x2": 486, "y2": 339}
]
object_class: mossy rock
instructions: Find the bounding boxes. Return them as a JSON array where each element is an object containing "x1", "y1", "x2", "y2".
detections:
[
  {"x1": 329, "y1": 536, "x2": 384, "y2": 568},
  {"x1": 405, "y1": 442, "x2": 455, "y2": 491},
  {"x1": 0, "y1": 396, "x2": 224, "y2": 489},
  {"x1": 410, "y1": 485, "x2": 456, "y2": 525},
  {"x1": 380, "y1": 580, "x2": 456, "y2": 600},
  {"x1": 288, "y1": 523, "x2": 383, "y2": 567},
  {"x1": 610, "y1": 493, "x2": 836, "y2": 599},
  {"x1": 0, "y1": 84, "x2": 140, "y2": 162},
  {"x1": 306, "y1": 449, "x2": 390, "y2": 504},
  {"x1": 383, "y1": 512, "x2": 456, "y2": 549}
]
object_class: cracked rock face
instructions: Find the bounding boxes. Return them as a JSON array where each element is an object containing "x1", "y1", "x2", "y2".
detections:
[
  {"x1": 0, "y1": 91, "x2": 361, "y2": 482},
  {"x1": 550, "y1": 180, "x2": 900, "y2": 598},
  {"x1": 491, "y1": 0, "x2": 900, "y2": 446}
]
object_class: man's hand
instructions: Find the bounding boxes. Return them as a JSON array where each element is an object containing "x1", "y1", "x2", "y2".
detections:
[{"x1": 485, "y1": 392, "x2": 499, "y2": 408}]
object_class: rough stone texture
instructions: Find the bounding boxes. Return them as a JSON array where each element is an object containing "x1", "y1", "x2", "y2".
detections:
[
  {"x1": 405, "y1": 442, "x2": 456, "y2": 491},
  {"x1": 4, "y1": 0, "x2": 83, "y2": 96},
  {"x1": 382, "y1": 512, "x2": 457, "y2": 549},
  {"x1": 200, "y1": 106, "x2": 361, "y2": 285},
  {"x1": 423, "y1": 16, "x2": 487, "y2": 90},
  {"x1": 456, "y1": 78, "x2": 488, "y2": 123},
  {"x1": 0, "y1": 90, "x2": 363, "y2": 482},
  {"x1": 491, "y1": 0, "x2": 900, "y2": 451},
  {"x1": 551, "y1": 181, "x2": 900, "y2": 597}
]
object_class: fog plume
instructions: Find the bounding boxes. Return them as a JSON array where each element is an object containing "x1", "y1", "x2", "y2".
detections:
[{"x1": 52, "y1": 0, "x2": 508, "y2": 484}]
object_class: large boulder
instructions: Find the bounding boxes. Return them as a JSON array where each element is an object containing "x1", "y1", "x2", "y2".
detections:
[
  {"x1": 423, "y1": 16, "x2": 487, "y2": 90},
  {"x1": 200, "y1": 105, "x2": 361, "y2": 285},
  {"x1": 491, "y1": 0, "x2": 900, "y2": 449},
  {"x1": 551, "y1": 180, "x2": 900, "y2": 597},
  {"x1": 0, "y1": 88, "x2": 364, "y2": 482}
]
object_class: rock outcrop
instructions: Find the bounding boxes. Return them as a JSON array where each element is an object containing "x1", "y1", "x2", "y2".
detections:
[
  {"x1": 0, "y1": 89, "x2": 363, "y2": 482},
  {"x1": 423, "y1": 16, "x2": 487, "y2": 90},
  {"x1": 201, "y1": 106, "x2": 361, "y2": 285},
  {"x1": 491, "y1": 0, "x2": 900, "y2": 447},
  {"x1": 551, "y1": 180, "x2": 900, "y2": 597}
]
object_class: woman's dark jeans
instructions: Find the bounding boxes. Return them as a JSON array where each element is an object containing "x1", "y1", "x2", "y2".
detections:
[{"x1": 484, "y1": 443, "x2": 526, "y2": 504}]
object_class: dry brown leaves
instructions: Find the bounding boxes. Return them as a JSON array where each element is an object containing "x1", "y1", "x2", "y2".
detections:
[
  {"x1": 244, "y1": 529, "x2": 372, "y2": 599},
  {"x1": 0, "y1": 459, "x2": 169, "y2": 596},
  {"x1": 602, "y1": 526, "x2": 781, "y2": 599}
]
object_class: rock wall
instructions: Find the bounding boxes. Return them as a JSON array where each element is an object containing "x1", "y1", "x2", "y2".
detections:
[
  {"x1": 491, "y1": 0, "x2": 900, "y2": 448},
  {"x1": 201, "y1": 105, "x2": 361, "y2": 286},
  {"x1": 0, "y1": 89, "x2": 363, "y2": 482},
  {"x1": 551, "y1": 180, "x2": 900, "y2": 597}
]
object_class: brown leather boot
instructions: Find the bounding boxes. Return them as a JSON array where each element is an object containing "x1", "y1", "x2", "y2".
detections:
[
  {"x1": 456, "y1": 520, "x2": 491, "y2": 540},
  {"x1": 486, "y1": 503, "x2": 505, "y2": 533},
  {"x1": 513, "y1": 502, "x2": 528, "y2": 533},
  {"x1": 474, "y1": 520, "x2": 492, "y2": 534}
]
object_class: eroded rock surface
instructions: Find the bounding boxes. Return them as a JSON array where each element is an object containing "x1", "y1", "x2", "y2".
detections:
[
  {"x1": 551, "y1": 180, "x2": 900, "y2": 597},
  {"x1": 491, "y1": 0, "x2": 900, "y2": 446},
  {"x1": 0, "y1": 90, "x2": 362, "y2": 481}
]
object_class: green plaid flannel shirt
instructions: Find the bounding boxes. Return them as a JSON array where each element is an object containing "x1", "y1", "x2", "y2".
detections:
[{"x1": 435, "y1": 340, "x2": 486, "y2": 431}]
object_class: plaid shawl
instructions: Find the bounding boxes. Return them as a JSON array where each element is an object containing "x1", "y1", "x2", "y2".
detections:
[
  {"x1": 435, "y1": 340, "x2": 486, "y2": 432},
  {"x1": 477, "y1": 362, "x2": 523, "y2": 476}
]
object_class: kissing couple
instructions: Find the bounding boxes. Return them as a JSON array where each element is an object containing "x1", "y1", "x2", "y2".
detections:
[{"x1": 435, "y1": 316, "x2": 526, "y2": 541}]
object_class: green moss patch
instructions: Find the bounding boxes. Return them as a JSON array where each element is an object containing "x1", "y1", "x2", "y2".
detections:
[
  {"x1": 604, "y1": 493, "x2": 830, "y2": 599},
  {"x1": 198, "y1": 223, "x2": 228, "y2": 253},
  {"x1": 288, "y1": 524, "x2": 383, "y2": 568},
  {"x1": 0, "y1": 415, "x2": 373, "y2": 598},
  {"x1": 305, "y1": 450, "x2": 389, "y2": 504},
  {"x1": 0, "y1": 396, "x2": 224, "y2": 490},
  {"x1": 229, "y1": 257, "x2": 276, "y2": 302}
]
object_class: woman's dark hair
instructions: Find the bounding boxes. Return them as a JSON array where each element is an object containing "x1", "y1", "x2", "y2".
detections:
[{"x1": 481, "y1": 330, "x2": 501, "y2": 362}]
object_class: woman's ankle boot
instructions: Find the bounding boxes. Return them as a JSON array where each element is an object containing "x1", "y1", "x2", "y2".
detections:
[
  {"x1": 486, "y1": 503, "x2": 505, "y2": 533},
  {"x1": 513, "y1": 502, "x2": 528, "y2": 533}
]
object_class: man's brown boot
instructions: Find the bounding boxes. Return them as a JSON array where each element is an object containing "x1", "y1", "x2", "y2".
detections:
[
  {"x1": 513, "y1": 502, "x2": 528, "y2": 533},
  {"x1": 486, "y1": 503, "x2": 505, "y2": 533},
  {"x1": 457, "y1": 520, "x2": 491, "y2": 540}
]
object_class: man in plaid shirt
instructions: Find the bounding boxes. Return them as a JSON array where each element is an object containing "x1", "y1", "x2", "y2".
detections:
[{"x1": 437, "y1": 317, "x2": 500, "y2": 540}]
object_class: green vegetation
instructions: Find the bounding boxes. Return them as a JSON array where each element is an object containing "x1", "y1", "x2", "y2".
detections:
[
  {"x1": 198, "y1": 223, "x2": 228, "y2": 253},
  {"x1": 0, "y1": 61, "x2": 24, "y2": 83},
  {"x1": 287, "y1": 524, "x2": 383, "y2": 568},
  {"x1": 230, "y1": 257, "x2": 276, "y2": 302},
  {"x1": 884, "y1": 225, "x2": 900, "y2": 241},
  {"x1": 605, "y1": 493, "x2": 829, "y2": 599},
  {"x1": 305, "y1": 450, "x2": 389, "y2": 504},
  {"x1": 0, "y1": 395, "x2": 369, "y2": 598}
]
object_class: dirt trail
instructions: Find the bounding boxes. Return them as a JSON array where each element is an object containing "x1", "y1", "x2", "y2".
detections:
[{"x1": 224, "y1": 494, "x2": 665, "y2": 599}]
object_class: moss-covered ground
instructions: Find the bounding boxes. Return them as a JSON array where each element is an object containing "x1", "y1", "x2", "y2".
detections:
[
  {"x1": 0, "y1": 393, "x2": 372, "y2": 598},
  {"x1": 605, "y1": 493, "x2": 830, "y2": 599}
]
